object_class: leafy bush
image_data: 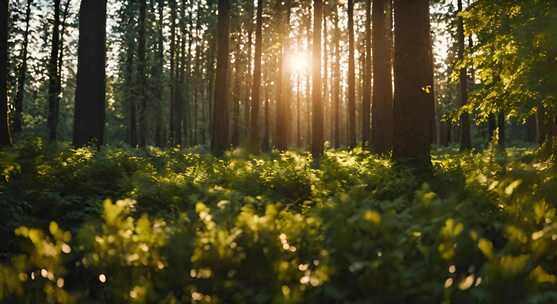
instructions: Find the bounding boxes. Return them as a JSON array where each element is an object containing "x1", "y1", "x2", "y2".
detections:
[{"x1": 1, "y1": 140, "x2": 557, "y2": 303}]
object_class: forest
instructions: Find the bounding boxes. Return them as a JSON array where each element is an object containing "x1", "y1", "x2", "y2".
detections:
[{"x1": 1, "y1": 0, "x2": 557, "y2": 303}]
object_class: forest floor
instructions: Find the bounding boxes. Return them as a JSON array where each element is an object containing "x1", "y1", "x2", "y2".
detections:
[{"x1": 1, "y1": 139, "x2": 557, "y2": 303}]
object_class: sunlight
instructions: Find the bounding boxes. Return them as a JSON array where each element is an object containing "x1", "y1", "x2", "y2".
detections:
[{"x1": 287, "y1": 51, "x2": 310, "y2": 74}]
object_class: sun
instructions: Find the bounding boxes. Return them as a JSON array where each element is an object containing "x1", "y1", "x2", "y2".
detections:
[{"x1": 287, "y1": 51, "x2": 310, "y2": 74}]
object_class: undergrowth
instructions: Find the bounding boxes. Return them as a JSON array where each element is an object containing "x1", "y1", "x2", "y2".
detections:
[{"x1": 1, "y1": 138, "x2": 557, "y2": 303}]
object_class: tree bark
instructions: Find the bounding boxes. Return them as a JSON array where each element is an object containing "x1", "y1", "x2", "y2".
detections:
[
  {"x1": 14, "y1": 0, "x2": 33, "y2": 134},
  {"x1": 311, "y1": 0, "x2": 324, "y2": 157},
  {"x1": 347, "y1": 0, "x2": 356, "y2": 148},
  {"x1": 332, "y1": 6, "x2": 341, "y2": 149},
  {"x1": 73, "y1": 0, "x2": 106, "y2": 147},
  {"x1": 0, "y1": 0, "x2": 11, "y2": 147},
  {"x1": 211, "y1": 0, "x2": 231, "y2": 155},
  {"x1": 362, "y1": 0, "x2": 372, "y2": 148},
  {"x1": 137, "y1": 0, "x2": 147, "y2": 147},
  {"x1": 249, "y1": 0, "x2": 263, "y2": 152},
  {"x1": 275, "y1": 0, "x2": 290, "y2": 151},
  {"x1": 47, "y1": 0, "x2": 61, "y2": 142},
  {"x1": 457, "y1": 0, "x2": 471, "y2": 150},
  {"x1": 392, "y1": 0, "x2": 435, "y2": 171},
  {"x1": 371, "y1": 0, "x2": 394, "y2": 153}
]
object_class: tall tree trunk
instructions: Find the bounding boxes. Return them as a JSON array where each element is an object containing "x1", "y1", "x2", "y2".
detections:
[
  {"x1": 57, "y1": 0, "x2": 70, "y2": 104},
  {"x1": 249, "y1": 0, "x2": 263, "y2": 152},
  {"x1": 231, "y1": 39, "x2": 241, "y2": 147},
  {"x1": 169, "y1": 0, "x2": 177, "y2": 145},
  {"x1": 14, "y1": 0, "x2": 33, "y2": 134},
  {"x1": 457, "y1": 0, "x2": 471, "y2": 150},
  {"x1": 305, "y1": 5, "x2": 312, "y2": 148},
  {"x1": 362, "y1": 0, "x2": 372, "y2": 147},
  {"x1": 154, "y1": 0, "x2": 165, "y2": 147},
  {"x1": 371, "y1": 0, "x2": 393, "y2": 153},
  {"x1": 244, "y1": 0, "x2": 254, "y2": 139},
  {"x1": 47, "y1": 0, "x2": 61, "y2": 142},
  {"x1": 347, "y1": 0, "x2": 356, "y2": 148},
  {"x1": 392, "y1": 0, "x2": 435, "y2": 171},
  {"x1": 322, "y1": 9, "x2": 329, "y2": 145},
  {"x1": 211, "y1": 0, "x2": 230, "y2": 155},
  {"x1": 73, "y1": 0, "x2": 106, "y2": 147},
  {"x1": 0, "y1": 0, "x2": 11, "y2": 146},
  {"x1": 275, "y1": 0, "x2": 290, "y2": 151},
  {"x1": 262, "y1": 87, "x2": 270, "y2": 152},
  {"x1": 123, "y1": 2, "x2": 137, "y2": 147},
  {"x1": 137, "y1": 0, "x2": 147, "y2": 147},
  {"x1": 333, "y1": 6, "x2": 341, "y2": 149},
  {"x1": 311, "y1": 0, "x2": 323, "y2": 157}
]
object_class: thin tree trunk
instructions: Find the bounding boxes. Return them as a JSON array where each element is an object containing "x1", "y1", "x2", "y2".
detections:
[
  {"x1": 457, "y1": 0, "x2": 471, "y2": 150},
  {"x1": 137, "y1": 0, "x2": 147, "y2": 147},
  {"x1": 169, "y1": 0, "x2": 177, "y2": 145},
  {"x1": 47, "y1": 0, "x2": 61, "y2": 142},
  {"x1": 333, "y1": 7, "x2": 341, "y2": 148},
  {"x1": 322, "y1": 9, "x2": 329, "y2": 145},
  {"x1": 392, "y1": 0, "x2": 435, "y2": 171},
  {"x1": 312, "y1": 0, "x2": 323, "y2": 157},
  {"x1": 154, "y1": 0, "x2": 165, "y2": 147},
  {"x1": 73, "y1": 0, "x2": 106, "y2": 147},
  {"x1": 211, "y1": 0, "x2": 231, "y2": 155},
  {"x1": 245, "y1": 0, "x2": 254, "y2": 139},
  {"x1": 497, "y1": 110, "x2": 505, "y2": 147},
  {"x1": 347, "y1": 0, "x2": 356, "y2": 148},
  {"x1": 487, "y1": 114, "x2": 496, "y2": 143},
  {"x1": 14, "y1": 0, "x2": 33, "y2": 134},
  {"x1": 0, "y1": 0, "x2": 11, "y2": 146},
  {"x1": 362, "y1": 0, "x2": 372, "y2": 147},
  {"x1": 250, "y1": 0, "x2": 263, "y2": 152}
]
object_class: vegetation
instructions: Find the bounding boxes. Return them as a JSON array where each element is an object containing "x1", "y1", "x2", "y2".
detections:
[
  {"x1": 0, "y1": 140, "x2": 556, "y2": 303},
  {"x1": 1, "y1": 0, "x2": 557, "y2": 302}
]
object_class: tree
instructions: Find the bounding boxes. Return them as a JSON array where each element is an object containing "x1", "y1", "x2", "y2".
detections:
[
  {"x1": 249, "y1": 0, "x2": 263, "y2": 152},
  {"x1": 47, "y1": 0, "x2": 61, "y2": 142},
  {"x1": 362, "y1": 0, "x2": 372, "y2": 147},
  {"x1": 332, "y1": 4, "x2": 341, "y2": 148},
  {"x1": 347, "y1": 0, "x2": 356, "y2": 148},
  {"x1": 0, "y1": 0, "x2": 10, "y2": 147},
  {"x1": 73, "y1": 0, "x2": 107, "y2": 147},
  {"x1": 392, "y1": 0, "x2": 435, "y2": 170},
  {"x1": 14, "y1": 0, "x2": 33, "y2": 134},
  {"x1": 275, "y1": 0, "x2": 290, "y2": 151},
  {"x1": 137, "y1": 0, "x2": 147, "y2": 147},
  {"x1": 371, "y1": 0, "x2": 393, "y2": 153},
  {"x1": 211, "y1": 0, "x2": 230, "y2": 155},
  {"x1": 457, "y1": 0, "x2": 471, "y2": 150},
  {"x1": 311, "y1": 0, "x2": 323, "y2": 157}
]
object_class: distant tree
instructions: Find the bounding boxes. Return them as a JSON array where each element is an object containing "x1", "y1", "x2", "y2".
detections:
[
  {"x1": 275, "y1": 0, "x2": 290, "y2": 151},
  {"x1": 347, "y1": 0, "x2": 356, "y2": 148},
  {"x1": 0, "y1": 0, "x2": 10, "y2": 147},
  {"x1": 457, "y1": 0, "x2": 471, "y2": 150},
  {"x1": 362, "y1": 0, "x2": 371, "y2": 147},
  {"x1": 392, "y1": 0, "x2": 435, "y2": 170},
  {"x1": 13, "y1": 0, "x2": 33, "y2": 134},
  {"x1": 73, "y1": 0, "x2": 107, "y2": 147},
  {"x1": 47, "y1": 0, "x2": 61, "y2": 142},
  {"x1": 371, "y1": 0, "x2": 393, "y2": 153},
  {"x1": 249, "y1": 0, "x2": 263, "y2": 152},
  {"x1": 211, "y1": 0, "x2": 230, "y2": 155},
  {"x1": 332, "y1": 4, "x2": 341, "y2": 148},
  {"x1": 311, "y1": 0, "x2": 324, "y2": 157},
  {"x1": 137, "y1": 0, "x2": 147, "y2": 147}
]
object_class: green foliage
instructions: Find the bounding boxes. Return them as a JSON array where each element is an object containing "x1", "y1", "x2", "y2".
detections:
[{"x1": 2, "y1": 140, "x2": 557, "y2": 303}]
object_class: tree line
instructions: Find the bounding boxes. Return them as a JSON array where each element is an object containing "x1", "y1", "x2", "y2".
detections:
[{"x1": 1, "y1": 0, "x2": 556, "y2": 171}]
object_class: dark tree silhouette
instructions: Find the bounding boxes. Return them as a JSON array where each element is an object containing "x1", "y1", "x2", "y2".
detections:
[
  {"x1": 0, "y1": 0, "x2": 10, "y2": 147},
  {"x1": 347, "y1": 0, "x2": 356, "y2": 148},
  {"x1": 14, "y1": 0, "x2": 33, "y2": 134},
  {"x1": 392, "y1": 0, "x2": 435, "y2": 170},
  {"x1": 249, "y1": 0, "x2": 263, "y2": 152},
  {"x1": 47, "y1": 0, "x2": 61, "y2": 142},
  {"x1": 211, "y1": 0, "x2": 231, "y2": 155},
  {"x1": 73, "y1": 0, "x2": 107, "y2": 147},
  {"x1": 312, "y1": 0, "x2": 324, "y2": 157}
]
